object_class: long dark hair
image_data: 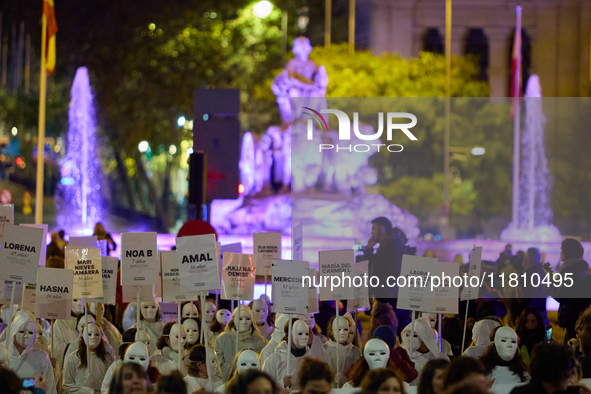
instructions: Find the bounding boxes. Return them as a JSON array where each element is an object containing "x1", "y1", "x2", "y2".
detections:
[
  {"x1": 118, "y1": 328, "x2": 139, "y2": 359},
  {"x1": 108, "y1": 362, "x2": 149, "y2": 394},
  {"x1": 187, "y1": 344, "x2": 207, "y2": 377},
  {"x1": 479, "y1": 328, "x2": 528, "y2": 382},
  {"x1": 77, "y1": 323, "x2": 108, "y2": 369},
  {"x1": 361, "y1": 368, "x2": 406, "y2": 394},
  {"x1": 514, "y1": 307, "x2": 545, "y2": 351},
  {"x1": 346, "y1": 355, "x2": 398, "y2": 387},
  {"x1": 417, "y1": 359, "x2": 450, "y2": 394},
  {"x1": 156, "y1": 322, "x2": 175, "y2": 350},
  {"x1": 226, "y1": 369, "x2": 280, "y2": 394}
]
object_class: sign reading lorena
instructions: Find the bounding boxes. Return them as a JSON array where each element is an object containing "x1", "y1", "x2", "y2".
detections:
[
  {"x1": 253, "y1": 233, "x2": 281, "y2": 276},
  {"x1": 0, "y1": 224, "x2": 44, "y2": 284},
  {"x1": 271, "y1": 259, "x2": 309, "y2": 315},
  {"x1": 221, "y1": 253, "x2": 256, "y2": 300},
  {"x1": 35, "y1": 267, "x2": 74, "y2": 320},
  {"x1": 121, "y1": 232, "x2": 158, "y2": 286},
  {"x1": 88, "y1": 257, "x2": 118, "y2": 305},
  {"x1": 161, "y1": 250, "x2": 201, "y2": 302},
  {"x1": 20, "y1": 224, "x2": 48, "y2": 268},
  {"x1": 65, "y1": 247, "x2": 103, "y2": 299},
  {"x1": 177, "y1": 234, "x2": 220, "y2": 293}
]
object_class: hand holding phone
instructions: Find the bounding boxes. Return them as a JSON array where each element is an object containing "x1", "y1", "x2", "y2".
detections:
[
  {"x1": 545, "y1": 324, "x2": 553, "y2": 342},
  {"x1": 22, "y1": 378, "x2": 35, "y2": 391}
]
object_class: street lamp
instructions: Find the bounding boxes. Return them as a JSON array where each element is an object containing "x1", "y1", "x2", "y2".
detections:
[
  {"x1": 254, "y1": 1, "x2": 273, "y2": 18},
  {"x1": 254, "y1": 1, "x2": 287, "y2": 63}
]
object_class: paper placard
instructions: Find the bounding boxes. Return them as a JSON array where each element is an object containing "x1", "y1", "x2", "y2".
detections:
[
  {"x1": 88, "y1": 257, "x2": 118, "y2": 305},
  {"x1": 21, "y1": 223, "x2": 48, "y2": 267},
  {"x1": 0, "y1": 204, "x2": 14, "y2": 240},
  {"x1": 271, "y1": 259, "x2": 309, "y2": 314},
  {"x1": 461, "y1": 247, "x2": 483, "y2": 301},
  {"x1": 159, "y1": 302, "x2": 179, "y2": 323},
  {"x1": 221, "y1": 253, "x2": 256, "y2": 300},
  {"x1": 161, "y1": 251, "x2": 200, "y2": 302},
  {"x1": 292, "y1": 224, "x2": 303, "y2": 261},
  {"x1": 318, "y1": 250, "x2": 355, "y2": 301},
  {"x1": 253, "y1": 233, "x2": 281, "y2": 275},
  {"x1": 69, "y1": 236, "x2": 98, "y2": 248},
  {"x1": 347, "y1": 260, "x2": 371, "y2": 312},
  {"x1": 307, "y1": 268, "x2": 319, "y2": 314},
  {"x1": 434, "y1": 261, "x2": 460, "y2": 314},
  {"x1": 35, "y1": 267, "x2": 74, "y2": 320},
  {"x1": 122, "y1": 284, "x2": 155, "y2": 303},
  {"x1": 0, "y1": 224, "x2": 44, "y2": 283},
  {"x1": 177, "y1": 234, "x2": 220, "y2": 293},
  {"x1": 121, "y1": 232, "x2": 158, "y2": 286},
  {"x1": 65, "y1": 247, "x2": 103, "y2": 299},
  {"x1": 1, "y1": 280, "x2": 23, "y2": 302},
  {"x1": 21, "y1": 282, "x2": 37, "y2": 313}
]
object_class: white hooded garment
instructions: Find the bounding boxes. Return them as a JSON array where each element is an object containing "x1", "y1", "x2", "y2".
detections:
[
  {"x1": 62, "y1": 337, "x2": 115, "y2": 394},
  {"x1": 150, "y1": 346, "x2": 189, "y2": 376},
  {"x1": 323, "y1": 340, "x2": 361, "y2": 383},
  {"x1": 463, "y1": 319, "x2": 500, "y2": 359},
  {"x1": 52, "y1": 316, "x2": 79, "y2": 370},
  {"x1": 0, "y1": 310, "x2": 58, "y2": 394},
  {"x1": 259, "y1": 313, "x2": 290, "y2": 365},
  {"x1": 262, "y1": 341, "x2": 310, "y2": 390}
]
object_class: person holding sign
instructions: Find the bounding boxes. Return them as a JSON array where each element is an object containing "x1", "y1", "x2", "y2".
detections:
[
  {"x1": 250, "y1": 298, "x2": 272, "y2": 340},
  {"x1": 216, "y1": 349, "x2": 263, "y2": 392},
  {"x1": 53, "y1": 299, "x2": 85, "y2": 371},
  {"x1": 90, "y1": 303, "x2": 123, "y2": 355},
  {"x1": 63, "y1": 323, "x2": 114, "y2": 394},
  {"x1": 215, "y1": 306, "x2": 268, "y2": 382},
  {"x1": 150, "y1": 322, "x2": 188, "y2": 376},
  {"x1": 0, "y1": 310, "x2": 57, "y2": 394},
  {"x1": 131, "y1": 299, "x2": 164, "y2": 356},
  {"x1": 401, "y1": 317, "x2": 448, "y2": 383},
  {"x1": 324, "y1": 316, "x2": 362, "y2": 387},
  {"x1": 262, "y1": 319, "x2": 310, "y2": 390},
  {"x1": 343, "y1": 338, "x2": 395, "y2": 389},
  {"x1": 259, "y1": 314, "x2": 292, "y2": 366},
  {"x1": 182, "y1": 318, "x2": 201, "y2": 347},
  {"x1": 184, "y1": 344, "x2": 224, "y2": 392}
]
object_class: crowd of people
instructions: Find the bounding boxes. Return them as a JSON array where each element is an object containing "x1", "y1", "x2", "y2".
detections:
[{"x1": 0, "y1": 218, "x2": 590, "y2": 394}]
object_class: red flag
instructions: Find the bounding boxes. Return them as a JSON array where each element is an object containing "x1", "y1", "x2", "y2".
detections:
[
  {"x1": 510, "y1": 6, "x2": 522, "y2": 115},
  {"x1": 43, "y1": 0, "x2": 58, "y2": 75}
]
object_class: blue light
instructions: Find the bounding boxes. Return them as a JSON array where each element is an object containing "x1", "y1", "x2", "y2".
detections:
[
  {"x1": 434, "y1": 234, "x2": 442, "y2": 241},
  {"x1": 60, "y1": 177, "x2": 75, "y2": 186},
  {"x1": 203, "y1": 114, "x2": 209, "y2": 121}
]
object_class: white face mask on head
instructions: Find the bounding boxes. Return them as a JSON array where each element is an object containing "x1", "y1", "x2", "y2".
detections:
[
  {"x1": 236, "y1": 310, "x2": 252, "y2": 333},
  {"x1": 204, "y1": 302, "x2": 216, "y2": 325},
  {"x1": 141, "y1": 301, "x2": 158, "y2": 322},
  {"x1": 423, "y1": 313, "x2": 437, "y2": 329},
  {"x1": 77, "y1": 315, "x2": 96, "y2": 334},
  {"x1": 135, "y1": 330, "x2": 152, "y2": 355},
  {"x1": 332, "y1": 317, "x2": 349, "y2": 344},
  {"x1": 83, "y1": 323, "x2": 102, "y2": 350},
  {"x1": 216, "y1": 309, "x2": 231, "y2": 325},
  {"x1": 168, "y1": 324, "x2": 187, "y2": 353},
  {"x1": 402, "y1": 330, "x2": 422, "y2": 352},
  {"x1": 124, "y1": 342, "x2": 150, "y2": 370},
  {"x1": 292, "y1": 320, "x2": 309, "y2": 349},
  {"x1": 364, "y1": 338, "x2": 390, "y2": 370},
  {"x1": 182, "y1": 303, "x2": 199, "y2": 319},
  {"x1": 183, "y1": 319, "x2": 200, "y2": 345},
  {"x1": 236, "y1": 349, "x2": 260, "y2": 374},
  {"x1": 72, "y1": 299, "x2": 84, "y2": 315},
  {"x1": 252, "y1": 300, "x2": 267, "y2": 326},
  {"x1": 494, "y1": 326, "x2": 518, "y2": 362},
  {"x1": 15, "y1": 321, "x2": 35, "y2": 349}
]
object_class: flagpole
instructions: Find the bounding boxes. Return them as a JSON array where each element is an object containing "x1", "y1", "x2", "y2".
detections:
[
  {"x1": 511, "y1": 6, "x2": 522, "y2": 228},
  {"x1": 35, "y1": 6, "x2": 47, "y2": 225}
]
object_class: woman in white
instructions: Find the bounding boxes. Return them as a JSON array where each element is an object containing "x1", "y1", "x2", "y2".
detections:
[
  {"x1": 250, "y1": 298, "x2": 272, "y2": 340},
  {"x1": 259, "y1": 313, "x2": 290, "y2": 365},
  {"x1": 401, "y1": 316, "x2": 448, "y2": 384},
  {"x1": 463, "y1": 319, "x2": 501, "y2": 359},
  {"x1": 131, "y1": 299, "x2": 164, "y2": 356},
  {"x1": 342, "y1": 338, "x2": 391, "y2": 388},
  {"x1": 323, "y1": 316, "x2": 362, "y2": 387},
  {"x1": 63, "y1": 322, "x2": 114, "y2": 394},
  {"x1": 181, "y1": 301, "x2": 200, "y2": 319},
  {"x1": 480, "y1": 326, "x2": 529, "y2": 388},
  {"x1": 184, "y1": 344, "x2": 224, "y2": 392},
  {"x1": 89, "y1": 303, "x2": 122, "y2": 354},
  {"x1": 263, "y1": 319, "x2": 310, "y2": 390},
  {"x1": 34, "y1": 322, "x2": 62, "y2": 394},
  {"x1": 150, "y1": 322, "x2": 188, "y2": 376},
  {"x1": 0, "y1": 310, "x2": 57, "y2": 394},
  {"x1": 215, "y1": 348, "x2": 261, "y2": 392},
  {"x1": 182, "y1": 318, "x2": 201, "y2": 347},
  {"x1": 214, "y1": 305, "x2": 268, "y2": 381},
  {"x1": 209, "y1": 308, "x2": 231, "y2": 344}
]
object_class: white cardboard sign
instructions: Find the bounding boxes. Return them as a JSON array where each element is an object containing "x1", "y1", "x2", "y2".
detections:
[
  {"x1": 122, "y1": 284, "x2": 155, "y2": 303},
  {"x1": 21, "y1": 223, "x2": 48, "y2": 268},
  {"x1": 65, "y1": 247, "x2": 103, "y2": 299},
  {"x1": 177, "y1": 234, "x2": 220, "y2": 293},
  {"x1": 221, "y1": 253, "x2": 256, "y2": 300},
  {"x1": 318, "y1": 250, "x2": 355, "y2": 301},
  {"x1": 347, "y1": 260, "x2": 371, "y2": 312},
  {"x1": 21, "y1": 282, "x2": 37, "y2": 313},
  {"x1": 0, "y1": 204, "x2": 14, "y2": 240},
  {"x1": 35, "y1": 267, "x2": 74, "y2": 320},
  {"x1": 0, "y1": 224, "x2": 44, "y2": 283},
  {"x1": 88, "y1": 257, "x2": 118, "y2": 305},
  {"x1": 461, "y1": 246, "x2": 483, "y2": 301},
  {"x1": 292, "y1": 224, "x2": 303, "y2": 261},
  {"x1": 308, "y1": 268, "x2": 319, "y2": 314},
  {"x1": 121, "y1": 232, "x2": 159, "y2": 286},
  {"x1": 1, "y1": 280, "x2": 23, "y2": 302},
  {"x1": 253, "y1": 233, "x2": 281, "y2": 275},
  {"x1": 271, "y1": 259, "x2": 309, "y2": 314},
  {"x1": 161, "y1": 250, "x2": 201, "y2": 302}
]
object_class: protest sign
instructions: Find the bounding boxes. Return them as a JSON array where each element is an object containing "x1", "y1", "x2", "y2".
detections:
[
  {"x1": 161, "y1": 251, "x2": 201, "y2": 302},
  {"x1": 347, "y1": 260, "x2": 371, "y2": 312},
  {"x1": 21, "y1": 282, "x2": 36, "y2": 313},
  {"x1": 88, "y1": 257, "x2": 118, "y2": 305},
  {"x1": 0, "y1": 204, "x2": 14, "y2": 240},
  {"x1": 271, "y1": 259, "x2": 309, "y2": 314},
  {"x1": 461, "y1": 246, "x2": 483, "y2": 301},
  {"x1": 1, "y1": 281, "x2": 23, "y2": 302},
  {"x1": 65, "y1": 247, "x2": 103, "y2": 299},
  {"x1": 35, "y1": 267, "x2": 74, "y2": 320},
  {"x1": 121, "y1": 232, "x2": 159, "y2": 286},
  {"x1": 21, "y1": 224, "x2": 48, "y2": 267},
  {"x1": 318, "y1": 250, "x2": 355, "y2": 301},
  {"x1": 433, "y1": 261, "x2": 460, "y2": 314},
  {"x1": 221, "y1": 253, "x2": 256, "y2": 300},
  {"x1": 292, "y1": 224, "x2": 303, "y2": 261},
  {"x1": 177, "y1": 234, "x2": 219, "y2": 292},
  {"x1": 307, "y1": 268, "x2": 319, "y2": 314},
  {"x1": 0, "y1": 224, "x2": 44, "y2": 283},
  {"x1": 122, "y1": 284, "x2": 155, "y2": 303},
  {"x1": 253, "y1": 233, "x2": 281, "y2": 276}
]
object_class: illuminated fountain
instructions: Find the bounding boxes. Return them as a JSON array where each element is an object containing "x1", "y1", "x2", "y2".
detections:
[
  {"x1": 55, "y1": 67, "x2": 105, "y2": 235},
  {"x1": 500, "y1": 75, "x2": 562, "y2": 242}
]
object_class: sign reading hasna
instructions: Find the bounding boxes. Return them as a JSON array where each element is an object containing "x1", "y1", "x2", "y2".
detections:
[
  {"x1": 35, "y1": 267, "x2": 74, "y2": 320},
  {"x1": 0, "y1": 224, "x2": 44, "y2": 284}
]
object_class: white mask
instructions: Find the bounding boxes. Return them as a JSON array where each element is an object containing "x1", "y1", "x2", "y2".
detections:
[
  {"x1": 83, "y1": 323, "x2": 102, "y2": 350},
  {"x1": 204, "y1": 302, "x2": 216, "y2": 325},
  {"x1": 77, "y1": 315, "x2": 96, "y2": 334},
  {"x1": 141, "y1": 301, "x2": 158, "y2": 322},
  {"x1": 364, "y1": 339, "x2": 390, "y2": 370},
  {"x1": 124, "y1": 342, "x2": 150, "y2": 371},
  {"x1": 236, "y1": 349, "x2": 261, "y2": 374},
  {"x1": 168, "y1": 323, "x2": 187, "y2": 353},
  {"x1": 72, "y1": 299, "x2": 84, "y2": 315},
  {"x1": 135, "y1": 330, "x2": 152, "y2": 355},
  {"x1": 402, "y1": 330, "x2": 422, "y2": 352},
  {"x1": 252, "y1": 300, "x2": 268, "y2": 326},
  {"x1": 183, "y1": 319, "x2": 200, "y2": 345},
  {"x1": 494, "y1": 326, "x2": 518, "y2": 362},
  {"x1": 207, "y1": 346, "x2": 222, "y2": 378},
  {"x1": 216, "y1": 309, "x2": 231, "y2": 325},
  {"x1": 308, "y1": 314, "x2": 316, "y2": 330},
  {"x1": 182, "y1": 303, "x2": 199, "y2": 319},
  {"x1": 236, "y1": 310, "x2": 253, "y2": 333},
  {"x1": 292, "y1": 320, "x2": 309, "y2": 349},
  {"x1": 15, "y1": 321, "x2": 35, "y2": 349},
  {"x1": 332, "y1": 317, "x2": 349, "y2": 344},
  {"x1": 422, "y1": 313, "x2": 437, "y2": 329}
]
